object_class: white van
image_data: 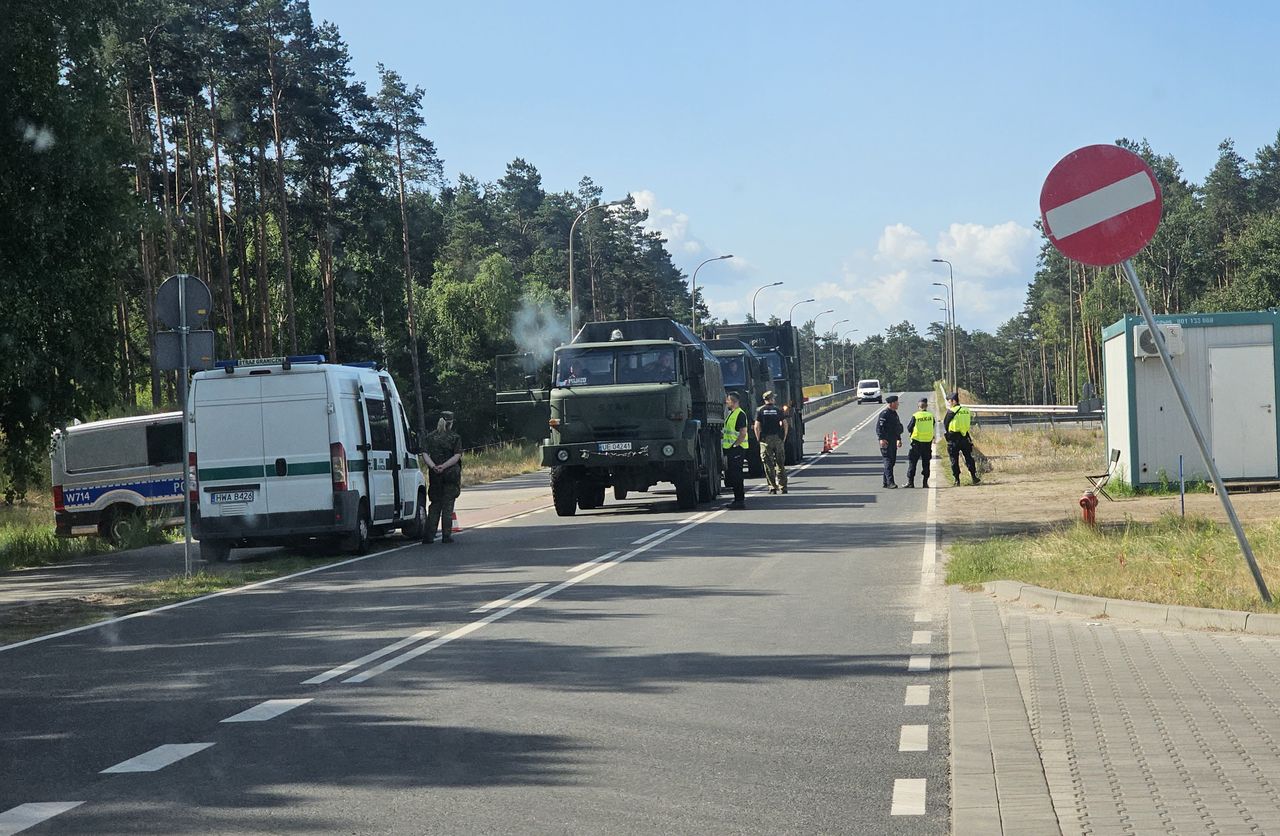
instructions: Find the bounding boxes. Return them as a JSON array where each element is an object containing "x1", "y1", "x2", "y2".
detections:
[
  {"x1": 51, "y1": 412, "x2": 185, "y2": 541},
  {"x1": 856, "y1": 379, "x2": 883, "y2": 404},
  {"x1": 189, "y1": 356, "x2": 426, "y2": 561}
]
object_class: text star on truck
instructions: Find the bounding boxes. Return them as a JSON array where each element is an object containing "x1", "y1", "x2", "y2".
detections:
[{"x1": 188, "y1": 355, "x2": 426, "y2": 561}]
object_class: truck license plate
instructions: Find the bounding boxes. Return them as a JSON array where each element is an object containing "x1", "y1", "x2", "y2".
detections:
[
  {"x1": 597, "y1": 442, "x2": 633, "y2": 452},
  {"x1": 211, "y1": 490, "x2": 255, "y2": 504}
]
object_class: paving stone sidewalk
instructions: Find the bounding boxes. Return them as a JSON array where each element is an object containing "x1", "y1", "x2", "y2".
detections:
[{"x1": 957, "y1": 584, "x2": 1280, "y2": 835}]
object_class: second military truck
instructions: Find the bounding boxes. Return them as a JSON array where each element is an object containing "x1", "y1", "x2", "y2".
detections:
[
  {"x1": 532, "y1": 318, "x2": 726, "y2": 514},
  {"x1": 703, "y1": 321, "x2": 807, "y2": 465}
]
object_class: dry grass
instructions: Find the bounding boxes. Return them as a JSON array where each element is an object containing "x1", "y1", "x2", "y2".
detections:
[
  {"x1": 461, "y1": 441, "x2": 542, "y2": 487},
  {"x1": 970, "y1": 425, "x2": 1103, "y2": 476}
]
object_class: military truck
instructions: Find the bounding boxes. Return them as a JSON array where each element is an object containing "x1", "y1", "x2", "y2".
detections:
[
  {"x1": 705, "y1": 338, "x2": 770, "y2": 477},
  {"x1": 703, "y1": 322, "x2": 806, "y2": 465},
  {"x1": 503, "y1": 318, "x2": 726, "y2": 515}
]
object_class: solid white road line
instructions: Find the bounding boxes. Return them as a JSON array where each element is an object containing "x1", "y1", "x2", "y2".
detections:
[
  {"x1": 302, "y1": 628, "x2": 439, "y2": 685},
  {"x1": 908, "y1": 655, "x2": 931, "y2": 672},
  {"x1": 914, "y1": 611, "x2": 931, "y2": 622},
  {"x1": 0, "y1": 802, "x2": 85, "y2": 836},
  {"x1": 631, "y1": 528, "x2": 671, "y2": 545},
  {"x1": 904, "y1": 685, "x2": 931, "y2": 706},
  {"x1": 890, "y1": 778, "x2": 927, "y2": 815},
  {"x1": 100, "y1": 743, "x2": 214, "y2": 774},
  {"x1": 568, "y1": 551, "x2": 620, "y2": 574},
  {"x1": 220, "y1": 698, "x2": 312, "y2": 723},
  {"x1": 911, "y1": 630, "x2": 932, "y2": 645},
  {"x1": 471, "y1": 583, "x2": 549, "y2": 614},
  {"x1": 344, "y1": 510, "x2": 728, "y2": 683},
  {"x1": 898, "y1": 724, "x2": 929, "y2": 752}
]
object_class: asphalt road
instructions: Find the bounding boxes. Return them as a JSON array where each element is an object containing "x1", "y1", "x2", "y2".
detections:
[{"x1": 0, "y1": 396, "x2": 948, "y2": 835}]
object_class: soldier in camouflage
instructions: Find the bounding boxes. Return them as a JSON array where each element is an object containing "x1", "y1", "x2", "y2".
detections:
[{"x1": 421, "y1": 411, "x2": 463, "y2": 544}]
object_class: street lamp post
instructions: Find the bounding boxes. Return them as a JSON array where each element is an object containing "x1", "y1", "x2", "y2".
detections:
[
  {"x1": 933, "y1": 295, "x2": 951, "y2": 388},
  {"x1": 569, "y1": 198, "x2": 626, "y2": 337},
  {"x1": 932, "y1": 258, "x2": 956, "y2": 388},
  {"x1": 811, "y1": 309, "x2": 834, "y2": 384},
  {"x1": 787, "y1": 298, "x2": 815, "y2": 323},
  {"x1": 751, "y1": 281, "x2": 784, "y2": 322},
  {"x1": 829, "y1": 318, "x2": 848, "y2": 383},
  {"x1": 937, "y1": 305, "x2": 950, "y2": 383},
  {"x1": 691, "y1": 254, "x2": 733, "y2": 331},
  {"x1": 842, "y1": 329, "x2": 859, "y2": 386}
]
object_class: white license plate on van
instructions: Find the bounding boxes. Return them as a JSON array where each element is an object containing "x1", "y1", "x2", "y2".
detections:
[
  {"x1": 597, "y1": 442, "x2": 632, "y2": 452},
  {"x1": 211, "y1": 490, "x2": 255, "y2": 504}
]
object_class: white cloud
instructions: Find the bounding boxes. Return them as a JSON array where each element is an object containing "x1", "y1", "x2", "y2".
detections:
[
  {"x1": 936, "y1": 221, "x2": 1038, "y2": 278},
  {"x1": 876, "y1": 224, "x2": 929, "y2": 266},
  {"x1": 631, "y1": 189, "x2": 691, "y2": 249}
]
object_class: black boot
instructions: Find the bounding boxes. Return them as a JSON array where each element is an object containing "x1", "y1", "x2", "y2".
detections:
[
  {"x1": 423, "y1": 509, "x2": 440, "y2": 544},
  {"x1": 441, "y1": 514, "x2": 454, "y2": 543},
  {"x1": 906, "y1": 480, "x2": 915, "y2": 488}
]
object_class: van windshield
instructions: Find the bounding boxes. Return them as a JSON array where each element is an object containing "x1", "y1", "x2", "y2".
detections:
[
  {"x1": 858, "y1": 379, "x2": 880, "y2": 388},
  {"x1": 555, "y1": 347, "x2": 677, "y2": 386}
]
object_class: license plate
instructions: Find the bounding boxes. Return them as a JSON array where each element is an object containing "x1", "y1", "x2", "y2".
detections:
[
  {"x1": 211, "y1": 490, "x2": 255, "y2": 504},
  {"x1": 597, "y1": 442, "x2": 633, "y2": 452}
]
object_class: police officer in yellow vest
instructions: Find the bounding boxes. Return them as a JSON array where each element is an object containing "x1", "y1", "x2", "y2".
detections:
[
  {"x1": 722, "y1": 391, "x2": 749, "y2": 509},
  {"x1": 905, "y1": 397, "x2": 935, "y2": 489},
  {"x1": 944, "y1": 391, "x2": 981, "y2": 487}
]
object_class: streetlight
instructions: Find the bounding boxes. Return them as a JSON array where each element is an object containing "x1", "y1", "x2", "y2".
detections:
[
  {"x1": 932, "y1": 295, "x2": 951, "y2": 388},
  {"x1": 788, "y1": 298, "x2": 815, "y2": 323},
  {"x1": 569, "y1": 198, "x2": 627, "y2": 337},
  {"x1": 932, "y1": 258, "x2": 956, "y2": 388},
  {"x1": 812, "y1": 309, "x2": 834, "y2": 383},
  {"x1": 691, "y1": 254, "x2": 733, "y2": 331},
  {"x1": 829, "y1": 318, "x2": 849, "y2": 383},
  {"x1": 751, "y1": 281, "x2": 783, "y2": 321},
  {"x1": 842, "y1": 329, "x2": 859, "y2": 386}
]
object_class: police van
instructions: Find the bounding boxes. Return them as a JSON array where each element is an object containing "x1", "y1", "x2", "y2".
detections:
[
  {"x1": 189, "y1": 355, "x2": 426, "y2": 561},
  {"x1": 51, "y1": 412, "x2": 186, "y2": 542}
]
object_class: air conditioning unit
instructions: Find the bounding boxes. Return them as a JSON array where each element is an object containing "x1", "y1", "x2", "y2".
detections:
[{"x1": 1133, "y1": 324, "x2": 1184, "y2": 358}]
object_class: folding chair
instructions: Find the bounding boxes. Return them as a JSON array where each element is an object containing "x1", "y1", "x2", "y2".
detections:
[{"x1": 1086, "y1": 448, "x2": 1122, "y2": 501}]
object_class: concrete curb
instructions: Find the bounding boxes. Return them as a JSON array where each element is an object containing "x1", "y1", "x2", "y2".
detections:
[{"x1": 982, "y1": 581, "x2": 1280, "y2": 635}]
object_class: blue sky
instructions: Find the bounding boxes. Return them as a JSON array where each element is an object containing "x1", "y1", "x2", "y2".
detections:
[{"x1": 310, "y1": 0, "x2": 1280, "y2": 338}]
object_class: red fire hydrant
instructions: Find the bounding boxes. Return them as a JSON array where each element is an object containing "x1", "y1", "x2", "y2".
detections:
[{"x1": 1080, "y1": 490, "x2": 1099, "y2": 527}]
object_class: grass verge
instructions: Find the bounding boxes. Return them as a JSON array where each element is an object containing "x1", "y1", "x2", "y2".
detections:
[
  {"x1": 0, "y1": 553, "x2": 345, "y2": 645},
  {"x1": 1, "y1": 499, "x2": 177, "y2": 573},
  {"x1": 946, "y1": 513, "x2": 1280, "y2": 613},
  {"x1": 462, "y1": 441, "x2": 542, "y2": 487}
]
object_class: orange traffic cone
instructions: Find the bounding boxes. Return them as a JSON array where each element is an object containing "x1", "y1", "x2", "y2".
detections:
[
  {"x1": 831, "y1": 431, "x2": 839, "y2": 448},
  {"x1": 451, "y1": 511, "x2": 462, "y2": 533},
  {"x1": 821, "y1": 432, "x2": 831, "y2": 453}
]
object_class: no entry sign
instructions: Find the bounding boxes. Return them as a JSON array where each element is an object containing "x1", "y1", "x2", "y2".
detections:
[{"x1": 1039, "y1": 144, "x2": 1162, "y2": 266}]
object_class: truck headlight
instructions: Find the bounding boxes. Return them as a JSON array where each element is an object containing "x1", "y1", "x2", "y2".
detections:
[
  {"x1": 556, "y1": 449, "x2": 570, "y2": 462},
  {"x1": 662, "y1": 444, "x2": 676, "y2": 457}
]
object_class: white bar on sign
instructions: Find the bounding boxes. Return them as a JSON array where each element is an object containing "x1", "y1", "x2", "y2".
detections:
[
  {"x1": 0, "y1": 802, "x2": 85, "y2": 836},
  {"x1": 221, "y1": 698, "x2": 311, "y2": 723},
  {"x1": 1044, "y1": 171, "x2": 1156, "y2": 239},
  {"x1": 890, "y1": 778, "x2": 927, "y2": 815},
  {"x1": 101, "y1": 743, "x2": 214, "y2": 773}
]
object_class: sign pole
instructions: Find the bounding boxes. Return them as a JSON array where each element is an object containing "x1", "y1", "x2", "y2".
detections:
[
  {"x1": 1120, "y1": 259, "x2": 1270, "y2": 602},
  {"x1": 178, "y1": 276, "x2": 193, "y2": 578}
]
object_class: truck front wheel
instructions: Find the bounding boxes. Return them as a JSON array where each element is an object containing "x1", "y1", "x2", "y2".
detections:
[
  {"x1": 551, "y1": 466, "x2": 577, "y2": 517},
  {"x1": 675, "y1": 461, "x2": 698, "y2": 510}
]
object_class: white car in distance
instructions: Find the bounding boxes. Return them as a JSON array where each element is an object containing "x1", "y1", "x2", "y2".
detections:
[{"x1": 856, "y1": 378, "x2": 883, "y2": 403}]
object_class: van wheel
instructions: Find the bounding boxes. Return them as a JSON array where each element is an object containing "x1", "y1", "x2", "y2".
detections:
[
  {"x1": 401, "y1": 491, "x2": 426, "y2": 539},
  {"x1": 613, "y1": 486, "x2": 628, "y2": 501},
  {"x1": 344, "y1": 505, "x2": 371, "y2": 555},
  {"x1": 551, "y1": 466, "x2": 577, "y2": 517},
  {"x1": 99, "y1": 506, "x2": 143, "y2": 545},
  {"x1": 201, "y1": 539, "x2": 231, "y2": 563}
]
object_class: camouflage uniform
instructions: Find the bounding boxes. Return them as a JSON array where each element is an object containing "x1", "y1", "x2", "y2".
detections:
[{"x1": 422, "y1": 422, "x2": 463, "y2": 543}]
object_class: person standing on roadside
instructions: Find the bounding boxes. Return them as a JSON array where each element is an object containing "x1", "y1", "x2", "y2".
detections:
[
  {"x1": 723, "y1": 392, "x2": 749, "y2": 509},
  {"x1": 905, "y1": 396, "x2": 935, "y2": 488},
  {"x1": 422, "y1": 411, "x2": 463, "y2": 543},
  {"x1": 944, "y1": 391, "x2": 981, "y2": 487},
  {"x1": 876, "y1": 394, "x2": 903, "y2": 489},
  {"x1": 754, "y1": 390, "x2": 788, "y2": 494}
]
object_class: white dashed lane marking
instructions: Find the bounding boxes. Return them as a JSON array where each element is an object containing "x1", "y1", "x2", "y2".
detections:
[
  {"x1": 908, "y1": 655, "x2": 931, "y2": 672},
  {"x1": 631, "y1": 528, "x2": 671, "y2": 545},
  {"x1": 100, "y1": 743, "x2": 214, "y2": 774},
  {"x1": 904, "y1": 685, "x2": 930, "y2": 706},
  {"x1": 568, "y1": 551, "x2": 619, "y2": 574},
  {"x1": 471, "y1": 583, "x2": 548, "y2": 614},
  {"x1": 220, "y1": 699, "x2": 312, "y2": 723},
  {"x1": 891, "y1": 779, "x2": 927, "y2": 815},
  {"x1": 0, "y1": 802, "x2": 85, "y2": 836},
  {"x1": 899, "y1": 724, "x2": 929, "y2": 752},
  {"x1": 914, "y1": 610, "x2": 931, "y2": 622},
  {"x1": 302, "y1": 628, "x2": 439, "y2": 685},
  {"x1": 911, "y1": 630, "x2": 932, "y2": 645}
]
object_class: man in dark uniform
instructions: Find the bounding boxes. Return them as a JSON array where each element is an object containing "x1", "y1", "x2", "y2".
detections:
[
  {"x1": 421, "y1": 411, "x2": 463, "y2": 543},
  {"x1": 754, "y1": 390, "x2": 788, "y2": 494},
  {"x1": 905, "y1": 396, "x2": 935, "y2": 488},
  {"x1": 943, "y1": 392, "x2": 981, "y2": 487},
  {"x1": 876, "y1": 394, "x2": 903, "y2": 488},
  {"x1": 722, "y1": 392, "x2": 749, "y2": 509}
]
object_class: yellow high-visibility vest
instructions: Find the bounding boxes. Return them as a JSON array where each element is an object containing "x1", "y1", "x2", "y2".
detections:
[
  {"x1": 910, "y1": 410, "x2": 935, "y2": 442},
  {"x1": 949, "y1": 405, "x2": 972, "y2": 435},
  {"x1": 722, "y1": 407, "x2": 748, "y2": 449}
]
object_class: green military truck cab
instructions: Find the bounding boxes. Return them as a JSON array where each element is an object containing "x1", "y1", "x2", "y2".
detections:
[
  {"x1": 706, "y1": 338, "x2": 771, "y2": 478},
  {"x1": 703, "y1": 322, "x2": 807, "y2": 465},
  {"x1": 528, "y1": 318, "x2": 726, "y2": 515}
]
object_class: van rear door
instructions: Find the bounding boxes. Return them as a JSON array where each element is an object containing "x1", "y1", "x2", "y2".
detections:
[
  {"x1": 361, "y1": 393, "x2": 397, "y2": 524},
  {"x1": 195, "y1": 376, "x2": 270, "y2": 521},
  {"x1": 260, "y1": 370, "x2": 334, "y2": 521}
]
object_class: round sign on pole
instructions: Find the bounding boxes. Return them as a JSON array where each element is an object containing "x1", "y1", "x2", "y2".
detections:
[
  {"x1": 1039, "y1": 144, "x2": 1163, "y2": 266},
  {"x1": 156, "y1": 274, "x2": 212, "y2": 330}
]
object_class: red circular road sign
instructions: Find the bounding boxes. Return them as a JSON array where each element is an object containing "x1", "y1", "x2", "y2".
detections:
[{"x1": 1039, "y1": 144, "x2": 1162, "y2": 266}]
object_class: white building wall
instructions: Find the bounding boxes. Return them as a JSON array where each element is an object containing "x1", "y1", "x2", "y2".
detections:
[{"x1": 1102, "y1": 333, "x2": 1131, "y2": 481}]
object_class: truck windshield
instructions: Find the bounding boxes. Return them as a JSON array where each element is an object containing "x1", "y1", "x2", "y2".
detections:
[
  {"x1": 717, "y1": 355, "x2": 747, "y2": 387},
  {"x1": 762, "y1": 352, "x2": 784, "y2": 380},
  {"x1": 555, "y1": 347, "x2": 678, "y2": 386}
]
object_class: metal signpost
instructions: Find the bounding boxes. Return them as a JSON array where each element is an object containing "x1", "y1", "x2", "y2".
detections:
[
  {"x1": 1040, "y1": 144, "x2": 1271, "y2": 602},
  {"x1": 155, "y1": 274, "x2": 214, "y2": 577}
]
